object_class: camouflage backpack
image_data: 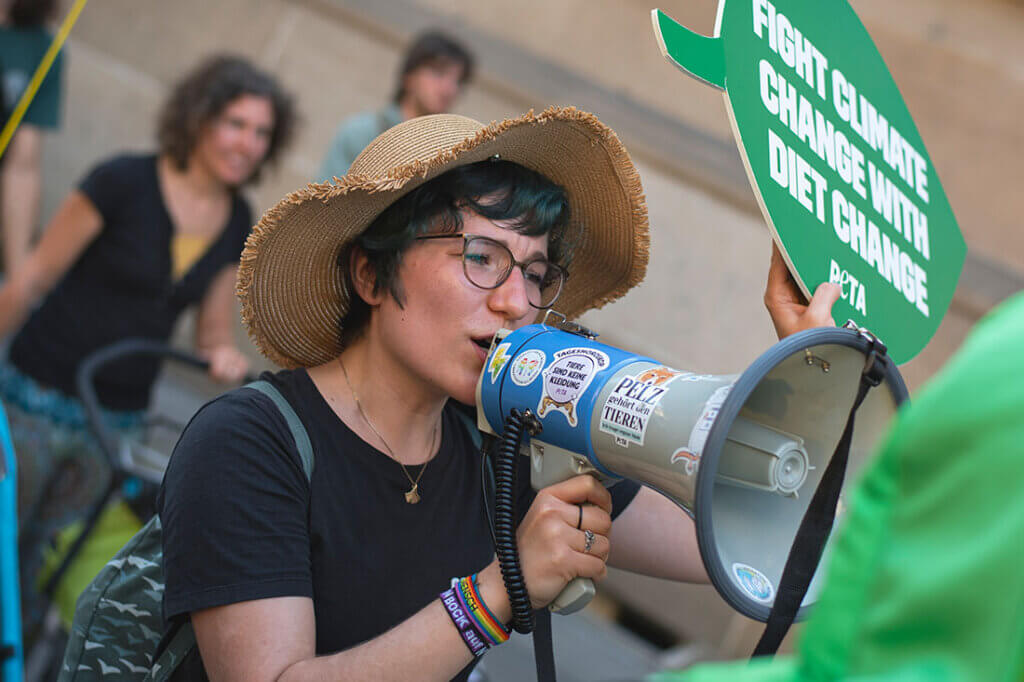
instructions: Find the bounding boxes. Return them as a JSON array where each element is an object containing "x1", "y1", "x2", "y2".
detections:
[{"x1": 58, "y1": 380, "x2": 314, "y2": 681}]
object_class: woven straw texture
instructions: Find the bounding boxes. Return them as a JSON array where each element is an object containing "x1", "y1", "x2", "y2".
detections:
[{"x1": 238, "y1": 106, "x2": 650, "y2": 368}]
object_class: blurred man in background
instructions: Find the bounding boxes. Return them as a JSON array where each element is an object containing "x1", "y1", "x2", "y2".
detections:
[{"x1": 318, "y1": 29, "x2": 473, "y2": 180}]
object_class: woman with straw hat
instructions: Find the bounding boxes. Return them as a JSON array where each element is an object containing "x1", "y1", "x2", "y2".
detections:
[{"x1": 158, "y1": 107, "x2": 837, "y2": 681}]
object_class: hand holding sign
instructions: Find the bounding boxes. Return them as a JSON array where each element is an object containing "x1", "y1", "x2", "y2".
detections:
[
  {"x1": 652, "y1": 0, "x2": 965, "y2": 363},
  {"x1": 765, "y1": 242, "x2": 841, "y2": 340}
]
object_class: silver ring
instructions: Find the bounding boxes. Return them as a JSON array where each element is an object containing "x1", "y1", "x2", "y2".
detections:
[{"x1": 583, "y1": 529, "x2": 595, "y2": 554}]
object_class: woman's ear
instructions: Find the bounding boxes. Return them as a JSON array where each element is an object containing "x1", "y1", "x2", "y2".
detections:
[{"x1": 349, "y1": 245, "x2": 385, "y2": 306}]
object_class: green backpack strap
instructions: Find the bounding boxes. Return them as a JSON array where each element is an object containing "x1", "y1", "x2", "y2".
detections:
[
  {"x1": 145, "y1": 381, "x2": 315, "y2": 682},
  {"x1": 244, "y1": 380, "x2": 315, "y2": 481}
]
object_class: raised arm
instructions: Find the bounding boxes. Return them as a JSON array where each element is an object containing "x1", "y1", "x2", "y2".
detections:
[
  {"x1": 608, "y1": 486, "x2": 707, "y2": 583},
  {"x1": 0, "y1": 189, "x2": 103, "y2": 337},
  {"x1": 606, "y1": 244, "x2": 845, "y2": 583}
]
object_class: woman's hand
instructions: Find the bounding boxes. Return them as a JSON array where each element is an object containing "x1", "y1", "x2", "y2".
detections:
[
  {"x1": 203, "y1": 344, "x2": 250, "y2": 383},
  {"x1": 764, "y1": 242, "x2": 841, "y2": 340},
  {"x1": 515, "y1": 475, "x2": 613, "y2": 609}
]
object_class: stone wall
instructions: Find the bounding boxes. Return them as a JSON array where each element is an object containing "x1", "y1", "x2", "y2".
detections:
[{"x1": 28, "y1": 0, "x2": 1024, "y2": 658}]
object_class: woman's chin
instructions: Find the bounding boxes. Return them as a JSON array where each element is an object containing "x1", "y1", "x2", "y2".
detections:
[{"x1": 448, "y1": 375, "x2": 480, "y2": 407}]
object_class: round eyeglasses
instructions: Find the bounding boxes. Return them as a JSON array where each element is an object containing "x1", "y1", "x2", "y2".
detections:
[{"x1": 414, "y1": 232, "x2": 567, "y2": 309}]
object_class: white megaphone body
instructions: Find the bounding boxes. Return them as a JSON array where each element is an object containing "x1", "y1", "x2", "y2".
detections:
[{"x1": 475, "y1": 313, "x2": 907, "y2": 625}]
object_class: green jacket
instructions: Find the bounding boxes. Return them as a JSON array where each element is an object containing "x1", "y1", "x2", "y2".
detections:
[{"x1": 653, "y1": 292, "x2": 1024, "y2": 682}]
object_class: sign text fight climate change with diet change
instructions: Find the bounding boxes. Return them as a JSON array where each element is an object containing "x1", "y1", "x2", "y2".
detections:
[{"x1": 653, "y1": 0, "x2": 965, "y2": 363}]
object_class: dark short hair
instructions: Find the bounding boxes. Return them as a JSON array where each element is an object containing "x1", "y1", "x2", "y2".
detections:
[
  {"x1": 156, "y1": 55, "x2": 297, "y2": 186},
  {"x1": 392, "y1": 30, "x2": 475, "y2": 104},
  {"x1": 340, "y1": 159, "x2": 571, "y2": 345},
  {"x1": 8, "y1": 0, "x2": 57, "y2": 26}
]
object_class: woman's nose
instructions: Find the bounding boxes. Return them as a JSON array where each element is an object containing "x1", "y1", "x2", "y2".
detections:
[{"x1": 488, "y1": 266, "x2": 533, "y2": 322}]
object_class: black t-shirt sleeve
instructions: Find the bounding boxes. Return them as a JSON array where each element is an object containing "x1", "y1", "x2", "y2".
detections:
[
  {"x1": 158, "y1": 387, "x2": 313, "y2": 620},
  {"x1": 77, "y1": 155, "x2": 137, "y2": 223}
]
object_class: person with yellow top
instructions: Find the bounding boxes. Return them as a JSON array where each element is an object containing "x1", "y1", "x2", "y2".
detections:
[{"x1": 0, "y1": 54, "x2": 296, "y2": 627}]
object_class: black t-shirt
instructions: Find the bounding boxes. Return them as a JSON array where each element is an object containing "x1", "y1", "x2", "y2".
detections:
[
  {"x1": 158, "y1": 368, "x2": 641, "y2": 681},
  {"x1": 8, "y1": 154, "x2": 252, "y2": 411}
]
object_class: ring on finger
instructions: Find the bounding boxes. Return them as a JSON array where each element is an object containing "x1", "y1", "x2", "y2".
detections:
[
  {"x1": 576, "y1": 504, "x2": 584, "y2": 530},
  {"x1": 583, "y1": 529, "x2": 595, "y2": 554}
]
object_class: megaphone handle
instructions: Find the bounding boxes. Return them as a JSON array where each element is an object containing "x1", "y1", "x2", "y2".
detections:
[{"x1": 548, "y1": 576, "x2": 595, "y2": 615}]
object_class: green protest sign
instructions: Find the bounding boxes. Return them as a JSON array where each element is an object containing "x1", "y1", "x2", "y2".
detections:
[{"x1": 652, "y1": 1, "x2": 965, "y2": 364}]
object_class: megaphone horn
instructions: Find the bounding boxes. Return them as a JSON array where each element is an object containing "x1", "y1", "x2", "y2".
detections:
[{"x1": 476, "y1": 319, "x2": 907, "y2": 627}]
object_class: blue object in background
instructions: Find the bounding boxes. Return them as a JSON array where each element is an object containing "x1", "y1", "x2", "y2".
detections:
[{"x1": 1, "y1": 402, "x2": 24, "y2": 682}]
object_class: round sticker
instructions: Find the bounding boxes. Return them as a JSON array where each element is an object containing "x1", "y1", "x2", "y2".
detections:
[
  {"x1": 510, "y1": 349, "x2": 546, "y2": 386},
  {"x1": 732, "y1": 563, "x2": 774, "y2": 603},
  {"x1": 537, "y1": 347, "x2": 609, "y2": 427}
]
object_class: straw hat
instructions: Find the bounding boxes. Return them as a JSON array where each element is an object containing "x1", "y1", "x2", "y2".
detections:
[{"x1": 238, "y1": 106, "x2": 650, "y2": 369}]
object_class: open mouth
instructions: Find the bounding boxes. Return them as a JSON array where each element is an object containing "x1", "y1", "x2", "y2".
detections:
[{"x1": 472, "y1": 336, "x2": 493, "y2": 353}]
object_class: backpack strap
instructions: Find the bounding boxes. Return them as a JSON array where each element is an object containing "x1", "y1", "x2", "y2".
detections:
[{"x1": 244, "y1": 380, "x2": 315, "y2": 481}]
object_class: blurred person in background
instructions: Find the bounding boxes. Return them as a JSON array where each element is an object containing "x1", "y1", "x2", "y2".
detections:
[
  {"x1": 0, "y1": 0, "x2": 64, "y2": 275},
  {"x1": 0, "y1": 54, "x2": 295, "y2": 621},
  {"x1": 318, "y1": 29, "x2": 473, "y2": 180}
]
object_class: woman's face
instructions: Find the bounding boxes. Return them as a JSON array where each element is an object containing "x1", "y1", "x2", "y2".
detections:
[
  {"x1": 193, "y1": 94, "x2": 274, "y2": 187},
  {"x1": 372, "y1": 210, "x2": 550, "y2": 405}
]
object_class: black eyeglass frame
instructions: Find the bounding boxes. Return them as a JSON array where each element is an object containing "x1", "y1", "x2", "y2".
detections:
[{"x1": 413, "y1": 232, "x2": 567, "y2": 309}]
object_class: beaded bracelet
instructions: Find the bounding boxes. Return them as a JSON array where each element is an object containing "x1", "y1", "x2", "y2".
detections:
[{"x1": 440, "y1": 575, "x2": 510, "y2": 657}]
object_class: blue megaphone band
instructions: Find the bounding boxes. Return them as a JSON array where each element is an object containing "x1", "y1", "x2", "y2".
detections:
[{"x1": 478, "y1": 324, "x2": 657, "y2": 476}]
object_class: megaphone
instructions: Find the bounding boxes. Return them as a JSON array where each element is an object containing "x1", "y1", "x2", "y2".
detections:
[{"x1": 475, "y1": 313, "x2": 907, "y2": 626}]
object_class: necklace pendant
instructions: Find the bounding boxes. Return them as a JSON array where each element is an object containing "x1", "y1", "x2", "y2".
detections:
[{"x1": 404, "y1": 484, "x2": 421, "y2": 504}]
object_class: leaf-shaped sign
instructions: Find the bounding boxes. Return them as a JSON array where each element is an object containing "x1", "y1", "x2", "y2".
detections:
[{"x1": 653, "y1": 1, "x2": 965, "y2": 364}]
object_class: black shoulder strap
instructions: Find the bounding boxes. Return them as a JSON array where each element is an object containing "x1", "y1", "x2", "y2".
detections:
[
  {"x1": 753, "y1": 343, "x2": 889, "y2": 657},
  {"x1": 245, "y1": 380, "x2": 314, "y2": 481}
]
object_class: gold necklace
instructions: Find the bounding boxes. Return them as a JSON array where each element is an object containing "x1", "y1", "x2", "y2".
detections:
[{"x1": 339, "y1": 357, "x2": 438, "y2": 504}]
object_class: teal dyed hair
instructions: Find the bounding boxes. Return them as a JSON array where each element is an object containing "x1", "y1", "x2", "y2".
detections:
[{"x1": 339, "y1": 159, "x2": 572, "y2": 344}]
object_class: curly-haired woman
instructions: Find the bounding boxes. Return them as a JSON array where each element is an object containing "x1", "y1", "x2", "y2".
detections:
[{"x1": 0, "y1": 54, "x2": 296, "y2": 588}]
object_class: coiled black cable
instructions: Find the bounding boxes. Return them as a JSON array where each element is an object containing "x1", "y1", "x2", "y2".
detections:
[{"x1": 493, "y1": 408, "x2": 535, "y2": 634}]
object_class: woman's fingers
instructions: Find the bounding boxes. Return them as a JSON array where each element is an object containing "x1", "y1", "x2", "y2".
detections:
[
  {"x1": 806, "y1": 280, "x2": 842, "y2": 327},
  {"x1": 764, "y1": 241, "x2": 840, "y2": 339},
  {"x1": 574, "y1": 528, "x2": 611, "y2": 562},
  {"x1": 542, "y1": 474, "x2": 613, "y2": 514},
  {"x1": 563, "y1": 503, "x2": 612, "y2": 536},
  {"x1": 518, "y1": 478, "x2": 615, "y2": 607}
]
